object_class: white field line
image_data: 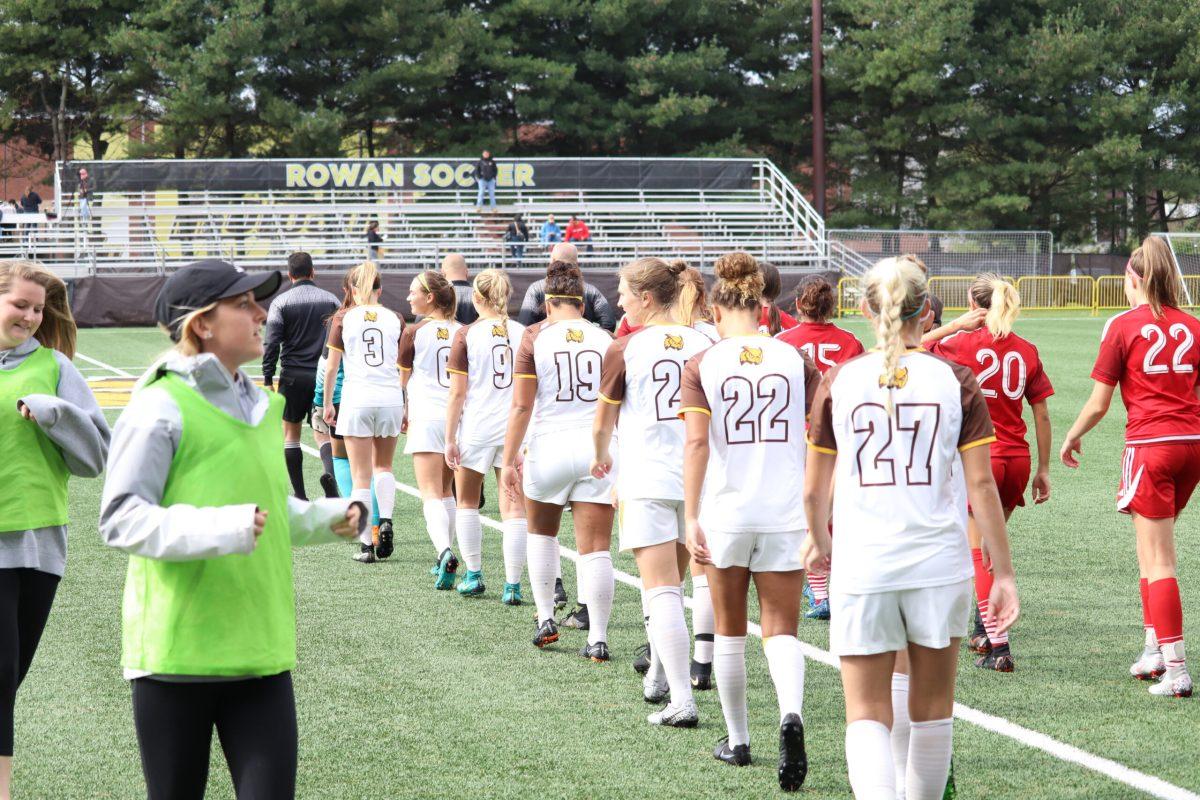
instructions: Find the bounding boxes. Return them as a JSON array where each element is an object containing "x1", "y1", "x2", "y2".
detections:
[
  {"x1": 300, "y1": 441, "x2": 1198, "y2": 800},
  {"x1": 75, "y1": 352, "x2": 136, "y2": 378}
]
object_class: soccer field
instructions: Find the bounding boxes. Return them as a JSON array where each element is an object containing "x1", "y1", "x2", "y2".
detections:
[{"x1": 15, "y1": 316, "x2": 1200, "y2": 798}]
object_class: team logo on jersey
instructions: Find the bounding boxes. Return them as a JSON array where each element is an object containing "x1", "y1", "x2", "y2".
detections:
[
  {"x1": 491, "y1": 323, "x2": 507, "y2": 338},
  {"x1": 879, "y1": 366, "x2": 909, "y2": 389},
  {"x1": 663, "y1": 333, "x2": 684, "y2": 351},
  {"x1": 739, "y1": 346, "x2": 763, "y2": 365},
  {"x1": 436, "y1": 327, "x2": 450, "y2": 340},
  {"x1": 364, "y1": 310, "x2": 378, "y2": 322},
  {"x1": 565, "y1": 328, "x2": 584, "y2": 343}
]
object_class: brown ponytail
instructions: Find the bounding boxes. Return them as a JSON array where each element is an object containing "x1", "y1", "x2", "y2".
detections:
[
  {"x1": 795, "y1": 275, "x2": 836, "y2": 323},
  {"x1": 417, "y1": 270, "x2": 457, "y2": 319},
  {"x1": 711, "y1": 252, "x2": 764, "y2": 312}
]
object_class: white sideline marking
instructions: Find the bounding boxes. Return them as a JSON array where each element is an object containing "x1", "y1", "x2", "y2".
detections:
[
  {"x1": 300, "y1": 441, "x2": 1198, "y2": 798},
  {"x1": 74, "y1": 352, "x2": 136, "y2": 378}
]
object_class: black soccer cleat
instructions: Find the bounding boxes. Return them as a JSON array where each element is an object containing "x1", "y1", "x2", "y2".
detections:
[
  {"x1": 319, "y1": 473, "x2": 340, "y2": 498},
  {"x1": 375, "y1": 519, "x2": 394, "y2": 560},
  {"x1": 690, "y1": 658, "x2": 713, "y2": 690},
  {"x1": 553, "y1": 578, "x2": 568, "y2": 611},
  {"x1": 353, "y1": 543, "x2": 377, "y2": 563},
  {"x1": 561, "y1": 604, "x2": 590, "y2": 630},
  {"x1": 713, "y1": 736, "x2": 752, "y2": 767},
  {"x1": 975, "y1": 644, "x2": 1014, "y2": 673},
  {"x1": 580, "y1": 641, "x2": 610, "y2": 663},
  {"x1": 533, "y1": 618, "x2": 560, "y2": 649},
  {"x1": 778, "y1": 713, "x2": 808, "y2": 791},
  {"x1": 633, "y1": 642, "x2": 652, "y2": 675}
]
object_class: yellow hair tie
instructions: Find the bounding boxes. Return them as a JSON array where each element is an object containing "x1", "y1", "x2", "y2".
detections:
[
  {"x1": 418, "y1": 274, "x2": 431, "y2": 292},
  {"x1": 546, "y1": 294, "x2": 583, "y2": 301}
]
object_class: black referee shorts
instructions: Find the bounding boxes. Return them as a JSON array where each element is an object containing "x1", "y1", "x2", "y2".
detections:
[{"x1": 278, "y1": 371, "x2": 317, "y2": 425}]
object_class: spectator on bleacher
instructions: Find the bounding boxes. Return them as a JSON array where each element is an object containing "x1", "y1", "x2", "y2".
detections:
[
  {"x1": 474, "y1": 151, "x2": 498, "y2": 208},
  {"x1": 441, "y1": 253, "x2": 479, "y2": 325},
  {"x1": 540, "y1": 214, "x2": 563, "y2": 245},
  {"x1": 504, "y1": 214, "x2": 529, "y2": 265},
  {"x1": 367, "y1": 220, "x2": 383, "y2": 260},
  {"x1": 564, "y1": 214, "x2": 593, "y2": 253},
  {"x1": 262, "y1": 252, "x2": 340, "y2": 500},
  {"x1": 75, "y1": 168, "x2": 92, "y2": 223},
  {"x1": 0, "y1": 199, "x2": 13, "y2": 241},
  {"x1": 19, "y1": 185, "x2": 42, "y2": 214},
  {"x1": 517, "y1": 242, "x2": 616, "y2": 331},
  {"x1": 758, "y1": 260, "x2": 799, "y2": 336}
]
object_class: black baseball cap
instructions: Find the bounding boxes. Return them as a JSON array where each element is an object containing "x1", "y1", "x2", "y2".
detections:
[{"x1": 155, "y1": 259, "x2": 282, "y2": 341}]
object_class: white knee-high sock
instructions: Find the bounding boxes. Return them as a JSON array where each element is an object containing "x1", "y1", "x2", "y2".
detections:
[
  {"x1": 691, "y1": 574, "x2": 714, "y2": 664},
  {"x1": 581, "y1": 551, "x2": 613, "y2": 645},
  {"x1": 714, "y1": 634, "x2": 749, "y2": 746},
  {"x1": 527, "y1": 533, "x2": 558, "y2": 623},
  {"x1": 352, "y1": 488, "x2": 373, "y2": 545},
  {"x1": 422, "y1": 498, "x2": 451, "y2": 555},
  {"x1": 374, "y1": 472, "x2": 396, "y2": 519},
  {"x1": 555, "y1": 546, "x2": 563, "y2": 581},
  {"x1": 891, "y1": 673, "x2": 912, "y2": 800},
  {"x1": 456, "y1": 508, "x2": 482, "y2": 572},
  {"x1": 763, "y1": 635, "x2": 806, "y2": 722},
  {"x1": 442, "y1": 496, "x2": 457, "y2": 540},
  {"x1": 502, "y1": 518, "x2": 527, "y2": 584},
  {"x1": 647, "y1": 586, "x2": 693, "y2": 706},
  {"x1": 642, "y1": 589, "x2": 666, "y2": 683},
  {"x1": 846, "y1": 719, "x2": 897, "y2": 799},
  {"x1": 906, "y1": 719, "x2": 953, "y2": 800}
]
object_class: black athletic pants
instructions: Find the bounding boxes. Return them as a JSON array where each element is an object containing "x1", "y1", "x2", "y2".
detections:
[
  {"x1": 132, "y1": 672, "x2": 297, "y2": 800},
  {"x1": 0, "y1": 567, "x2": 60, "y2": 756}
]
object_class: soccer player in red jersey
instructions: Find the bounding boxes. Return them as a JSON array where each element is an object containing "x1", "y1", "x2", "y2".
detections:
[
  {"x1": 1062, "y1": 236, "x2": 1200, "y2": 698},
  {"x1": 758, "y1": 261, "x2": 799, "y2": 335},
  {"x1": 926, "y1": 274, "x2": 1053, "y2": 672}
]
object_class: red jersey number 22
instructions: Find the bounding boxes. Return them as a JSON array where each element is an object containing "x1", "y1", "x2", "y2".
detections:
[{"x1": 1142, "y1": 323, "x2": 1195, "y2": 375}]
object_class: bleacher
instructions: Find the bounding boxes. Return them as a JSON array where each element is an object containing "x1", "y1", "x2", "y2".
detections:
[{"x1": 0, "y1": 157, "x2": 831, "y2": 277}]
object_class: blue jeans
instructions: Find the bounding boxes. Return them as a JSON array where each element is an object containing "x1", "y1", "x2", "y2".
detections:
[{"x1": 476, "y1": 179, "x2": 496, "y2": 207}]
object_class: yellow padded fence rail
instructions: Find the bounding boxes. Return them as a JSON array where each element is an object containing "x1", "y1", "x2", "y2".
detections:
[{"x1": 835, "y1": 274, "x2": 1200, "y2": 317}]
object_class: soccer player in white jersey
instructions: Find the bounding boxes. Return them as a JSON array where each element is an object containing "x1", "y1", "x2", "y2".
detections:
[
  {"x1": 323, "y1": 261, "x2": 404, "y2": 563},
  {"x1": 445, "y1": 269, "x2": 528, "y2": 603},
  {"x1": 681, "y1": 252, "x2": 819, "y2": 791},
  {"x1": 803, "y1": 256, "x2": 1020, "y2": 800},
  {"x1": 399, "y1": 271, "x2": 463, "y2": 590},
  {"x1": 501, "y1": 260, "x2": 616, "y2": 657},
  {"x1": 591, "y1": 258, "x2": 712, "y2": 727}
]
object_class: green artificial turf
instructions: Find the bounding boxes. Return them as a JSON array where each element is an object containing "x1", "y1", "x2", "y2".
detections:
[{"x1": 9, "y1": 318, "x2": 1198, "y2": 798}]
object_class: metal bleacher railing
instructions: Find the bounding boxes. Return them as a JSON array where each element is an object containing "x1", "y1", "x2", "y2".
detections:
[{"x1": 0, "y1": 157, "x2": 830, "y2": 277}]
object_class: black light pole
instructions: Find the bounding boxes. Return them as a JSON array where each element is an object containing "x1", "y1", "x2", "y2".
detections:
[{"x1": 812, "y1": 0, "x2": 826, "y2": 218}]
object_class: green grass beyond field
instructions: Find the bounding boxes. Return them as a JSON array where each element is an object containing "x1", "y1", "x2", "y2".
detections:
[{"x1": 13, "y1": 316, "x2": 1199, "y2": 798}]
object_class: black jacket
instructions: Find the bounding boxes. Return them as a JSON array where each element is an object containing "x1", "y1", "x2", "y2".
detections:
[
  {"x1": 474, "y1": 158, "x2": 498, "y2": 182},
  {"x1": 452, "y1": 279, "x2": 479, "y2": 325},
  {"x1": 517, "y1": 279, "x2": 616, "y2": 331},
  {"x1": 261, "y1": 279, "x2": 340, "y2": 382}
]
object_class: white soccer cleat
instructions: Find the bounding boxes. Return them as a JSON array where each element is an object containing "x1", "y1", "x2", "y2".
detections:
[
  {"x1": 1130, "y1": 650, "x2": 1166, "y2": 681},
  {"x1": 643, "y1": 673, "x2": 669, "y2": 704},
  {"x1": 647, "y1": 699, "x2": 699, "y2": 728},
  {"x1": 1148, "y1": 671, "x2": 1193, "y2": 698}
]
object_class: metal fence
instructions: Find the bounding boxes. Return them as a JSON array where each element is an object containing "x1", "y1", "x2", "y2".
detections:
[
  {"x1": 828, "y1": 229, "x2": 1053, "y2": 278},
  {"x1": 836, "y1": 274, "x2": 1200, "y2": 316}
]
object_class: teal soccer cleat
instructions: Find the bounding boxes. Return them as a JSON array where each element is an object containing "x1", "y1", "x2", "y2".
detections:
[
  {"x1": 457, "y1": 570, "x2": 485, "y2": 597},
  {"x1": 434, "y1": 548, "x2": 459, "y2": 590},
  {"x1": 501, "y1": 582, "x2": 523, "y2": 605}
]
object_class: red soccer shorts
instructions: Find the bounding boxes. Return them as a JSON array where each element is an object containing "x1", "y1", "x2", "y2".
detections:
[
  {"x1": 991, "y1": 455, "x2": 1031, "y2": 510},
  {"x1": 1117, "y1": 442, "x2": 1200, "y2": 519}
]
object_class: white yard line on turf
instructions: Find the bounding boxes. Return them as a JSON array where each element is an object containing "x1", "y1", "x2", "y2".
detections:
[
  {"x1": 75, "y1": 352, "x2": 136, "y2": 378},
  {"x1": 298, "y1": 444, "x2": 1198, "y2": 800}
]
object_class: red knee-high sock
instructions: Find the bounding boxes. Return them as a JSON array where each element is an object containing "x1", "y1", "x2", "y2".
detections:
[
  {"x1": 972, "y1": 548, "x2": 1007, "y2": 646},
  {"x1": 1139, "y1": 578, "x2": 1154, "y2": 633},
  {"x1": 1149, "y1": 578, "x2": 1184, "y2": 647}
]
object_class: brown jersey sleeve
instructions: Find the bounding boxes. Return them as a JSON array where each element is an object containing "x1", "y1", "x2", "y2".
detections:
[
  {"x1": 447, "y1": 325, "x2": 471, "y2": 375},
  {"x1": 326, "y1": 314, "x2": 345, "y2": 352},
  {"x1": 598, "y1": 336, "x2": 630, "y2": 405},
  {"x1": 514, "y1": 321, "x2": 543, "y2": 378},
  {"x1": 806, "y1": 367, "x2": 838, "y2": 454},
  {"x1": 800, "y1": 351, "x2": 822, "y2": 416},
  {"x1": 952, "y1": 360, "x2": 997, "y2": 451},
  {"x1": 678, "y1": 350, "x2": 711, "y2": 417},
  {"x1": 397, "y1": 320, "x2": 421, "y2": 370}
]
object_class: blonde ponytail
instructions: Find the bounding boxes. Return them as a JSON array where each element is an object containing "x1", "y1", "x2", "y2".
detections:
[
  {"x1": 351, "y1": 261, "x2": 381, "y2": 306},
  {"x1": 864, "y1": 256, "x2": 928, "y2": 412},
  {"x1": 1129, "y1": 236, "x2": 1182, "y2": 319},
  {"x1": 969, "y1": 273, "x2": 1020, "y2": 338}
]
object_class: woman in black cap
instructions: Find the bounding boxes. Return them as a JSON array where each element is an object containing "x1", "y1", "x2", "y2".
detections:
[{"x1": 99, "y1": 260, "x2": 365, "y2": 799}]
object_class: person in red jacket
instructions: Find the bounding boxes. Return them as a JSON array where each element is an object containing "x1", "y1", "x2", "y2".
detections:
[
  {"x1": 1062, "y1": 236, "x2": 1200, "y2": 698},
  {"x1": 926, "y1": 274, "x2": 1053, "y2": 672},
  {"x1": 564, "y1": 215, "x2": 593, "y2": 252}
]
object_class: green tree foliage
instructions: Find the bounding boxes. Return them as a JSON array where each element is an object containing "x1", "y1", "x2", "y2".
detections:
[{"x1": 2, "y1": 0, "x2": 1200, "y2": 243}]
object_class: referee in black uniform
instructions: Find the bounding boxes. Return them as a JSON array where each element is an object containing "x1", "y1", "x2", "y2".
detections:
[{"x1": 263, "y1": 252, "x2": 339, "y2": 499}]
